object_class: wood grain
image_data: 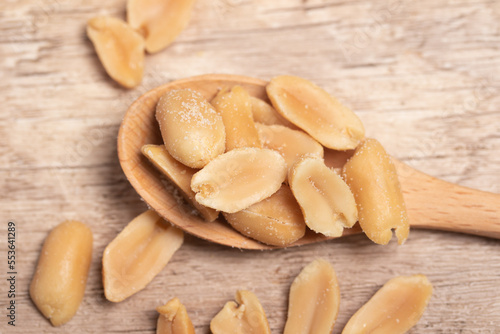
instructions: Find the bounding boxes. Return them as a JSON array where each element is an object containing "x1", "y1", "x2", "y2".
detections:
[{"x1": 1, "y1": 0, "x2": 499, "y2": 333}]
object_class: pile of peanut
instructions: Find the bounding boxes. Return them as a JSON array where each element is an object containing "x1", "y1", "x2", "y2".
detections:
[{"x1": 146, "y1": 75, "x2": 410, "y2": 247}]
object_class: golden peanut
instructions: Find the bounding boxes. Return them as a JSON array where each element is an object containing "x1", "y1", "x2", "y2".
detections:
[
  {"x1": 289, "y1": 157, "x2": 358, "y2": 237},
  {"x1": 256, "y1": 123, "x2": 324, "y2": 172},
  {"x1": 210, "y1": 290, "x2": 271, "y2": 334},
  {"x1": 127, "y1": 0, "x2": 196, "y2": 53},
  {"x1": 191, "y1": 147, "x2": 287, "y2": 213},
  {"x1": 87, "y1": 16, "x2": 145, "y2": 88},
  {"x1": 211, "y1": 86, "x2": 261, "y2": 151},
  {"x1": 250, "y1": 96, "x2": 295, "y2": 127},
  {"x1": 156, "y1": 297, "x2": 195, "y2": 334},
  {"x1": 30, "y1": 221, "x2": 92, "y2": 326},
  {"x1": 342, "y1": 275, "x2": 433, "y2": 334},
  {"x1": 267, "y1": 75, "x2": 365, "y2": 150},
  {"x1": 342, "y1": 138, "x2": 409, "y2": 245},
  {"x1": 142, "y1": 144, "x2": 219, "y2": 222},
  {"x1": 102, "y1": 210, "x2": 184, "y2": 302},
  {"x1": 284, "y1": 259, "x2": 340, "y2": 334},
  {"x1": 156, "y1": 89, "x2": 225, "y2": 168},
  {"x1": 224, "y1": 185, "x2": 306, "y2": 246}
]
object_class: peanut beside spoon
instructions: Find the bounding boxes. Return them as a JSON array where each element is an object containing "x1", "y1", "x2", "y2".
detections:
[{"x1": 117, "y1": 74, "x2": 500, "y2": 250}]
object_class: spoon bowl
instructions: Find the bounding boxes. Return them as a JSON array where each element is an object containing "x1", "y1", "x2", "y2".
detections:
[{"x1": 118, "y1": 74, "x2": 500, "y2": 250}]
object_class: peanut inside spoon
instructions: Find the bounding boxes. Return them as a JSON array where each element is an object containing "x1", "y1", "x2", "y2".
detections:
[{"x1": 117, "y1": 74, "x2": 500, "y2": 250}]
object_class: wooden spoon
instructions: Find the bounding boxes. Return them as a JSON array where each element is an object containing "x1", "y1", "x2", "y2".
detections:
[{"x1": 117, "y1": 74, "x2": 500, "y2": 250}]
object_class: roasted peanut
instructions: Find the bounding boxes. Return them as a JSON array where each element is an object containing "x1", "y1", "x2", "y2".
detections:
[
  {"x1": 87, "y1": 16, "x2": 145, "y2": 88},
  {"x1": 142, "y1": 144, "x2": 219, "y2": 222},
  {"x1": 127, "y1": 0, "x2": 196, "y2": 53},
  {"x1": 342, "y1": 275, "x2": 433, "y2": 334},
  {"x1": 156, "y1": 89, "x2": 225, "y2": 168},
  {"x1": 342, "y1": 138, "x2": 409, "y2": 245},
  {"x1": 191, "y1": 147, "x2": 287, "y2": 213},
  {"x1": 156, "y1": 297, "x2": 195, "y2": 334},
  {"x1": 250, "y1": 96, "x2": 294, "y2": 127},
  {"x1": 289, "y1": 157, "x2": 358, "y2": 237},
  {"x1": 224, "y1": 185, "x2": 306, "y2": 246},
  {"x1": 30, "y1": 221, "x2": 92, "y2": 326},
  {"x1": 211, "y1": 86, "x2": 261, "y2": 151},
  {"x1": 211, "y1": 290, "x2": 271, "y2": 334},
  {"x1": 267, "y1": 75, "x2": 365, "y2": 150},
  {"x1": 256, "y1": 123, "x2": 323, "y2": 172},
  {"x1": 284, "y1": 259, "x2": 340, "y2": 334},
  {"x1": 102, "y1": 210, "x2": 184, "y2": 302}
]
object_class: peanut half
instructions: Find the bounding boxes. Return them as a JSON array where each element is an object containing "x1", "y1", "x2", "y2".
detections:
[
  {"x1": 284, "y1": 259, "x2": 340, "y2": 334},
  {"x1": 211, "y1": 86, "x2": 261, "y2": 151},
  {"x1": 250, "y1": 96, "x2": 295, "y2": 128},
  {"x1": 156, "y1": 297, "x2": 195, "y2": 334},
  {"x1": 342, "y1": 275, "x2": 433, "y2": 334},
  {"x1": 30, "y1": 221, "x2": 93, "y2": 326},
  {"x1": 87, "y1": 16, "x2": 145, "y2": 88},
  {"x1": 142, "y1": 144, "x2": 219, "y2": 222},
  {"x1": 102, "y1": 210, "x2": 184, "y2": 302},
  {"x1": 127, "y1": 0, "x2": 196, "y2": 53},
  {"x1": 224, "y1": 185, "x2": 306, "y2": 247},
  {"x1": 342, "y1": 138, "x2": 409, "y2": 245},
  {"x1": 210, "y1": 290, "x2": 271, "y2": 334},
  {"x1": 191, "y1": 147, "x2": 287, "y2": 213},
  {"x1": 267, "y1": 75, "x2": 365, "y2": 150},
  {"x1": 289, "y1": 157, "x2": 358, "y2": 237},
  {"x1": 156, "y1": 89, "x2": 225, "y2": 168}
]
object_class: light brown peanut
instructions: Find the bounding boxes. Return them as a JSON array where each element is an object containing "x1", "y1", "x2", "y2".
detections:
[
  {"x1": 30, "y1": 221, "x2": 93, "y2": 326},
  {"x1": 156, "y1": 297, "x2": 195, "y2": 334},
  {"x1": 191, "y1": 147, "x2": 287, "y2": 213},
  {"x1": 342, "y1": 275, "x2": 433, "y2": 334},
  {"x1": 267, "y1": 75, "x2": 365, "y2": 150},
  {"x1": 211, "y1": 86, "x2": 261, "y2": 151},
  {"x1": 127, "y1": 0, "x2": 196, "y2": 53},
  {"x1": 142, "y1": 144, "x2": 219, "y2": 222},
  {"x1": 223, "y1": 185, "x2": 306, "y2": 246},
  {"x1": 210, "y1": 290, "x2": 271, "y2": 334},
  {"x1": 156, "y1": 89, "x2": 225, "y2": 168},
  {"x1": 342, "y1": 138, "x2": 409, "y2": 245},
  {"x1": 250, "y1": 96, "x2": 295, "y2": 127},
  {"x1": 289, "y1": 157, "x2": 358, "y2": 237},
  {"x1": 87, "y1": 16, "x2": 145, "y2": 88},
  {"x1": 102, "y1": 210, "x2": 184, "y2": 302},
  {"x1": 284, "y1": 259, "x2": 340, "y2": 334}
]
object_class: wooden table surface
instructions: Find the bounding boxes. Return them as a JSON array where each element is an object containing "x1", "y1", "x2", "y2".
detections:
[{"x1": 1, "y1": 0, "x2": 500, "y2": 333}]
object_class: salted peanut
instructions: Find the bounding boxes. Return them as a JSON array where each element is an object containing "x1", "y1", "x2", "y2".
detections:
[
  {"x1": 342, "y1": 138, "x2": 409, "y2": 245},
  {"x1": 224, "y1": 185, "x2": 306, "y2": 246},
  {"x1": 156, "y1": 89, "x2": 225, "y2": 168},
  {"x1": 256, "y1": 123, "x2": 324, "y2": 171},
  {"x1": 250, "y1": 96, "x2": 295, "y2": 127},
  {"x1": 142, "y1": 145, "x2": 219, "y2": 222},
  {"x1": 103, "y1": 210, "x2": 184, "y2": 302},
  {"x1": 156, "y1": 297, "x2": 195, "y2": 334},
  {"x1": 87, "y1": 16, "x2": 145, "y2": 88},
  {"x1": 191, "y1": 148, "x2": 287, "y2": 213},
  {"x1": 127, "y1": 0, "x2": 196, "y2": 53},
  {"x1": 211, "y1": 86, "x2": 261, "y2": 151},
  {"x1": 289, "y1": 157, "x2": 358, "y2": 237},
  {"x1": 267, "y1": 75, "x2": 365, "y2": 150},
  {"x1": 30, "y1": 221, "x2": 92, "y2": 326},
  {"x1": 284, "y1": 259, "x2": 340, "y2": 334},
  {"x1": 211, "y1": 290, "x2": 271, "y2": 334},
  {"x1": 342, "y1": 275, "x2": 433, "y2": 334}
]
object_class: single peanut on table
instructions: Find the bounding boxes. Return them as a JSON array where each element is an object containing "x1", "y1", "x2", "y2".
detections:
[
  {"x1": 156, "y1": 297, "x2": 195, "y2": 334},
  {"x1": 284, "y1": 259, "x2": 340, "y2": 334},
  {"x1": 87, "y1": 16, "x2": 145, "y2": 88},
  {"x1": 342, "y1": 138, "x2": 409, "y2": 245},
  {"x1": 250, "y1": 96, "x2": 295, "y2": 128},
  {"x1": 342, "y1": 275, "x2": 433, "y2": 334},
  {"x1": 156, "y1": 89, "x2": 226, "y2": 169},
  {"x1": 30, "y1": 221, "x2": 93, "y2": 326},
  {"x1": 102, "y1": 210, "x2": 184, "y2": 302},
  {"x1": 211, "y1": 290, "x2": 271, "y2": 334}
]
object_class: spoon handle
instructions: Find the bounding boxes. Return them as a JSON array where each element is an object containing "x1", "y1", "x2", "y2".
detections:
[{"x1": 395, "y1": 160, "x2": 500, "y2": 239}]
